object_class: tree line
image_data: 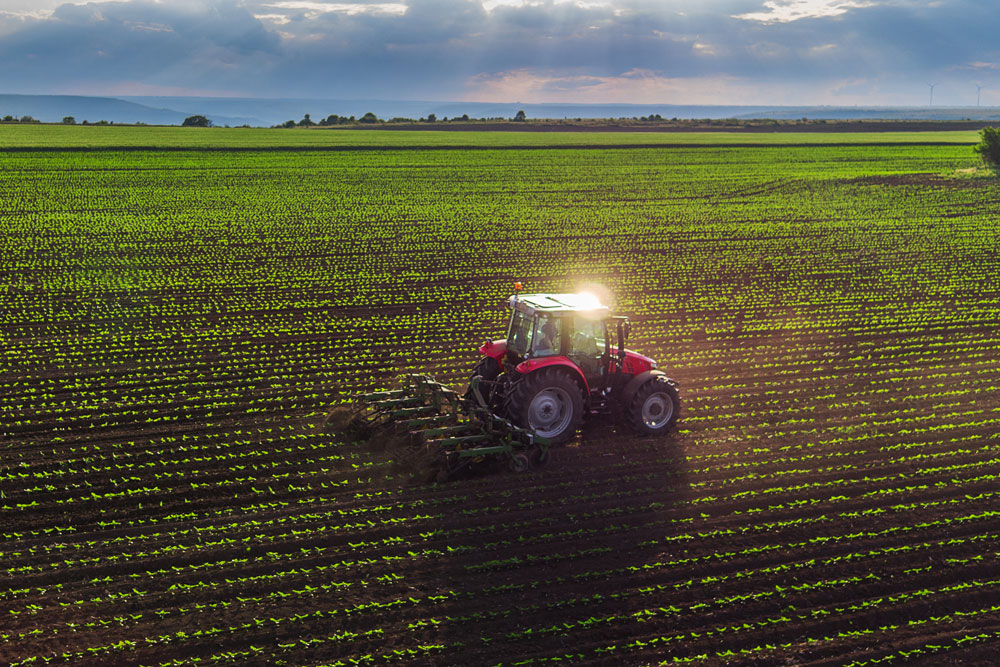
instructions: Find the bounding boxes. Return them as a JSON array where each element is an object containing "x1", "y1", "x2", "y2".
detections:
[
  {"x1": 269, "y1": 110, "x2": 529, "y2": 128},
  {"x1": 1, "y1": 116, "x2": 122, "y2": 125}
]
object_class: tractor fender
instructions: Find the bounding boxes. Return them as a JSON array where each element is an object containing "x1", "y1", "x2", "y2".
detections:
[
  {"x1": 515, "y1": 357, "x2": 590, "y2": 396},
  {"x1": 621, "y1": 370, "x2": 676, "y2": 404}
]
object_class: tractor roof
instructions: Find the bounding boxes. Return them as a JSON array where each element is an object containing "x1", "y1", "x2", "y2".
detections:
[{"x1": 508, "y1": 293, "x2": 611, "y2": 317}]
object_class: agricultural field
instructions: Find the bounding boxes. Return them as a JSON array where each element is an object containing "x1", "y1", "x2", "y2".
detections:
[{"x1": 2, "y1": 125, "x2": 1000, "y2": 666}]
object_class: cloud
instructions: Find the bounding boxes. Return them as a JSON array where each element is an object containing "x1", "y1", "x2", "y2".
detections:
[
  {"x1": 735, "y1": 0, "x2": 875, "y2": 24},
  {"x1": 0, "y1": 0, "x2": 998, "y2": 104},
  {"x1": 261, "y1": 2, "x2": 408, "y2": 17},
  {"x1": 0, "y1": 1, "x2": 281, "y2": 96},
  {"x1": 465, "y1": 68, "x2": 760, "y2": 104}
]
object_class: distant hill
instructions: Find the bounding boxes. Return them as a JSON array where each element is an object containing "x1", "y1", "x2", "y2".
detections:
[
  {"x1": 0, "y1": 94, "x2": 255, "y2": 126},
  {"x1": 120, "y1": 97, "x2": 1000, "y2": 126},
  {"x1": 3, "y1": 93, "x2": 1000, "y2": 127}
]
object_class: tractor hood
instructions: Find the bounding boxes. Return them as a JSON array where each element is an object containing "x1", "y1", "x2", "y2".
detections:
[
  {"x1": 616, "y1": 348, "x2": 657, "y2": 375},
  {"x1": 479, "y1": 338, "x2": 507, "y2": 360}
]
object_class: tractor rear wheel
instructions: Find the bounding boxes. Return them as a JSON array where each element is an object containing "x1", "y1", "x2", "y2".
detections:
[
  {"x1": 625, "y1": 376, "x2": 680, "y2": 435},
  {"x1": 507, "y1": 368, "x2": 583, "y2": 444}
]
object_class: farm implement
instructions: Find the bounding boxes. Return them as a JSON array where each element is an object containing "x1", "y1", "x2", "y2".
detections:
[
  {"x1": 352, "y1": 373, "x2": 549, "y2": 481},
  {"x1": 352, "y1": 285, "x2": 680, "y2": 480}
]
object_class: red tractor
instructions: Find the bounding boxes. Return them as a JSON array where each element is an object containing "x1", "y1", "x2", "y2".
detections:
[{"x1": 470, "y1": 288, "x2": 680, "y2": 444}]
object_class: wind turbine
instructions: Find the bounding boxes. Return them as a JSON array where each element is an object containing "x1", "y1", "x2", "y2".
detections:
[
  {"x1": 927, "y1": 83, "x2": 936, "y2": 106},
  {"x1": 976, "y1": 84, "x2": 983, "y2": 107}
]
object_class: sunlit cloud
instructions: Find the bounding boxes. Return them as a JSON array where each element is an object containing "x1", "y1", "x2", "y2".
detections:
[
  {"x1": 482, "y1": 0, "x2": 615, "y2": 11},
  {"x1": 123, "y1": 20, "x2": 174, "y2": 33},
  {"x1": 465, "y1": 68, "x2": 755, "y2": 104},
  {"x1": 462, "y1": 66, "x2": 941, "y2": 106},
  {"x1": 809, "y1": 43, "x2": 838, "y2": 54},
  {"x1": 254, "y1": 13, "x2": 293, "y2": 25},
  {"x1": 962, "y1": 61, "x2": 1000, "y2": 71},
  {"x1": 261, "y1": 2, "x2": 407, "y2": 15},
  {"x1": 736, "y1": 0, "x2": 875, "y2": 23},
  {"x1": 692, "y1": 41, "x2": 721, "y2": 56}
]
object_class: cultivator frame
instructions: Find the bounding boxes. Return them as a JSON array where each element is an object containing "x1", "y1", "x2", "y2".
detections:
[{"x1": 352, "y1": 374, "x2": 549, "y2": 481}]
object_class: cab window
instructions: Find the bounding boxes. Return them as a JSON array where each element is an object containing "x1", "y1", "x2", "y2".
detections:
[
  {"x1": 569, "y1": 318, "x2": 605, "y2": 357},
  {"x1": 532, "y1": 316, "x2": 561, "y2": 356},
  {"x1": 507, "y1": 311, "x2": 533, "y2": 356}
]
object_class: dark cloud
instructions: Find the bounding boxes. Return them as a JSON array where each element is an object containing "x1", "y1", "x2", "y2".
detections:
[
  {"x1": 0, "y1": 1, "x2": 280, "y2": 94},
  {"x1": 1, "y1": 0, "x2": 998, "y2": 103}
]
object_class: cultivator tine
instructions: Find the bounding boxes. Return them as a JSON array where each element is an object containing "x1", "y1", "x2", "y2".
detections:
[
  {"x1": 400, "y1": 414, "x2": 453, "y2": 430},
  {"x1": 354, "y1": 372, "x2": 552, "y2": 480},
  {"x1": 353, "y1": 374, "x2": 460, "y2": 433}
]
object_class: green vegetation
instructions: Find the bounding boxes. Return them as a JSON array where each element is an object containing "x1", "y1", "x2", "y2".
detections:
[
  {"x1": 973, "y1": 125, "x2": 1000, "y2": 167},
  {"x1": 181, "y1": 114, "x2": 212, "y2": 128},
  {"x1": 0, "y1": 122, "x2": 981, "y2": 148},
  {"x1": 1, "y1": 126, "x2": 999, "y2": 666}
]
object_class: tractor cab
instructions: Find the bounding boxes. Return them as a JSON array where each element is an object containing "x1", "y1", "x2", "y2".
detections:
[{"x1": 503, "y1": 292, "x2": 628, "y2": 386}]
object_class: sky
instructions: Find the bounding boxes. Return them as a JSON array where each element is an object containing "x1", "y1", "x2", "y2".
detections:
[{"x1": 0, "y1": 0, "x2": 998, "y2": 106}]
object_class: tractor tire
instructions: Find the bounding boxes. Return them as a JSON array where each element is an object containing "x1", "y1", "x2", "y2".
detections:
[
  {"x1": 467, "y1": 356, "x2": 503, "y2": 409},
  {"x1": 471, "y1": 356, "x2": 501, "y2": 382},
  {"x1": 507, "y1": 367, "x2": 583, "y2": 445},
  {"x1": 625, "y1": 375, "x2": 680, "y2": 435}
]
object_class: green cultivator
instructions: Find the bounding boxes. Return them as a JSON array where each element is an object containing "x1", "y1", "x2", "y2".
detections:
[{"x1": 352, "y1": 374, "x2": 550, "y2": 481}]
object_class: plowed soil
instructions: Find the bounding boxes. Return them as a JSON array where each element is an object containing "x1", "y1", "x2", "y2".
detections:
[{"x1": 3, "y1": 133, "x2": 1000, "y2": 666}]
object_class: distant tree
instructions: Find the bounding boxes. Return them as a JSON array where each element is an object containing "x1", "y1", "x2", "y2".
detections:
[
  {"x1": 19, "y1": 115, "x2": 38, "y2": 123},
  {"x1": 62, "y1": 116, "x2": 76, "y2": 125},
  {"x1": 459, "y1": 113, "x2": 470, "y2": 121},
  {"x1": 514, "y1": 109, "x2": 526, "y2": 122},
  {"x1": 319, "y1": 114, "x2": 338, "y2": 126},
  {"x1": 298, "y1": 113, "x2": 315, "y2": 127},
  {"x1": 359, "y1": 112, "x2": 379, "y2": 124},
  {"x1": 96, "y1": 120, "x2": 109, "y2": 125},
  {"x1": 1, "y1": 115, "x2": 12, "y2": 122},
  {"x1": 281, "y1": 120, "x2": 296, "y2": 128},
  {"x1": 974, "y1": 126, "x2": 1000, "y2": 167},
  {"x1": 182, "y1": 114, "x2": 212, "y2": 127},
  {"x1": 426, "y1": 113, "x2": 436, "y2": 123}
]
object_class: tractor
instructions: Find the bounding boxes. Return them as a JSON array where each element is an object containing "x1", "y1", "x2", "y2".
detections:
[
  {"x1": 352, "y1": 286, "x2": 680, "y2": 479},
  {"x1": 470, "y1": 286, "x2": 680, "y2": 444}
]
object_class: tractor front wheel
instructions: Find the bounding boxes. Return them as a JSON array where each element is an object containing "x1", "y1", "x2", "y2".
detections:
[
  {"x1": 507, "y1": 368, "x2": 583, "y2": 444},
  {"x1": 625, "y1": 376, "x2": 680, "y2": 435}
]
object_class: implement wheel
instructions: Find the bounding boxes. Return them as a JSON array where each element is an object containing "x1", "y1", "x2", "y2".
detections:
[
  {"x1": 508, "y1": 368, "x2": 583, "y2": 445},
  {"x1": 509, "y1": 453, "x2": 530, "y2": 473},
  {"x1": 625, "y1": 376, "x2": 680, "y2": 435}
]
